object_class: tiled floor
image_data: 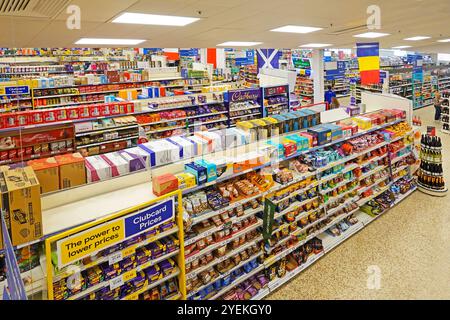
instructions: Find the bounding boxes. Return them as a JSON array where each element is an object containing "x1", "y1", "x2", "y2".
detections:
[{"x1": 267, "y1": 105, "x2": 450, "y2": 300}]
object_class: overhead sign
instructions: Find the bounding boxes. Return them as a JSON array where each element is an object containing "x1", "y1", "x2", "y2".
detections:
[
  {"x1": 1, "y1": 213, "x2": 28, "y2": 300},
  {"x1": 325, "y1": 61, "x2": 346, "y2": 80},
  {"x1": 56, "y1": 198, "x2": 175, "y2": 267},
  {"x1": 226, "y1": 88, "x2": 261, "y2": 102},
  {"x1": 293, "y1": 57, "x2": 311, "y2": 69},
  {"x1": 0, "y1": 85, "x2": 30, "y2": 96},
  {"x1": 257, "y1": 49, "x2": 281, "y2": 69}
]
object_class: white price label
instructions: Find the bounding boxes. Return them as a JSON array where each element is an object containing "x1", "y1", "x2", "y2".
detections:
[
  {"x1": 109, "y1": 276, "x2": 124, "y2": 290},
  {"x1": 109, "y1": 252, "x2": 123, "y2": 265}
]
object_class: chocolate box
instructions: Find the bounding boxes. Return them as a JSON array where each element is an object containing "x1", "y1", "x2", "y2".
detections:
[
  {"x1": 27, "y1": 157, "x2": 60, "y2": 193},
  {"x1": 152, "y1": 173, "x2": 178, "y2": 197}
]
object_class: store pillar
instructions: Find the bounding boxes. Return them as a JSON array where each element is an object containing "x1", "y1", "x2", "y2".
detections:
[{"x1": 312, "y1": 49, "x2": 325, "y2": 105}]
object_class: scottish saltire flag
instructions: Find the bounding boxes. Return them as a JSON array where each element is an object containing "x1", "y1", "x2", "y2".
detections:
[
  {"x1": 257, "y1": 49, "x2": 281, "y2": 69},
  {"x1": 356, "y1": 42, "x2": 380, "y2": 85}
]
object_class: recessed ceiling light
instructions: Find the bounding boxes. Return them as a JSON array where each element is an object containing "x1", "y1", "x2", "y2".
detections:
[
  {"x1": 438, "y1": 39, "x2": 450, "y2": 43},
  {"x1": 75, "y1": 38, "x2": 146, "y2": 45},
  {"x1": 300, "y1": 43, "x2": 332, "y2": 48},
  {"x1": 404, "y1": 36, "x2": 431, "y2": 41},
  {"x1": 353, "y1": 32, "x2": 390, "y2": 38},
  {"x1": 392, "y1": 46, "x2": 412, "y2": 49},
  {"x1": 270, "y1": 25, "x2": 322, "y2": 34},
  {"x1": 112, "y1": 13, "x2": 200, "y2": 26},
  {"x1": 217, "y1": 41, "x2": 262, "y2": 47}
]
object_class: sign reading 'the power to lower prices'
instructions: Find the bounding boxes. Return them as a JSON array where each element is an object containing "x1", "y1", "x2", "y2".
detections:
[{"x1": 56, "y1": 198, "x2": 175, "y2": 267}]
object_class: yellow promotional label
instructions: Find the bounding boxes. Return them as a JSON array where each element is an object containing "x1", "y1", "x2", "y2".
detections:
[
  {"x1": 122, "y1": 245, "x2": 136, "y2": 258},
  {"x1": 122, "y1": 269, "x2": 137, "y2": 282},
  {"x1": 57, "y1": 220, "x2": 125, "y2": 267},
  {"x1": 124, "y1": 292, "x2": 139, "y2": 301}
]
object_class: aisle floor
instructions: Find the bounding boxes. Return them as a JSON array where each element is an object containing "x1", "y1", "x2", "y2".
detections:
[{"x1": 267, "y1": 106, "x2": 450, "y2": 300}]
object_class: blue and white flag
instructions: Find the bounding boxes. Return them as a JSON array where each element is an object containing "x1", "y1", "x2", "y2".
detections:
[{"x1": 257, "y1": 49, "x2": 281, "y2": 69}]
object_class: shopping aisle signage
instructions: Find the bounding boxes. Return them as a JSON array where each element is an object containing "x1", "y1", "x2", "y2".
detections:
[
  {"x1": 257, "y1": 49, "x2": 281, "y2": 69},
  {"x1": 293, "y1": 57, "x2": 311, "y2": 70},
  {"x1": 235, "y1": 50, "x2": 255, "y2": 66},
  {"x1": 56, "y1": 197, "x2": 175, "y2": 267},
  {"x1": 226, "y1": 88, "x2": 261, "y2": 102},
  {"x1": 325, "y1": 61, "x2": 346, "y2": 80},
  {"x1": 124, "y1": 199, "x2": 174, "y2": 238},
  {"x1": 262, "y1": 199, "x2": 276, "y2": 242},
  {"x1": 356, "y1": 42, "x2": 380, "y2": 85},
  {"x1": 1, "y1": 213, "x2": 28, "y2": 300},
  {"x1": 0, "y1": 85, "x2": 30, "y2": 96}
]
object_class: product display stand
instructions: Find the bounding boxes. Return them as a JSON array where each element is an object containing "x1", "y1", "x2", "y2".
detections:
[
  {"x1": 417, "y1": 133, "x2": 447, "y2": 196},
  {"x1": 261, "y1": 85, "x2": 290, "y2": 116}
]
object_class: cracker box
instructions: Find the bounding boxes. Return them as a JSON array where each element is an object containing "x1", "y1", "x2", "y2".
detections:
[
  {"x1": 27, "y1": 157, "x2": 60, "y2": 193},
  {"x1": 175, "y1": 173, "x2": 196, "y2": 190},
  {"x1": 185, "y1": 162, "x2": 208, "y2": 185},
  {"x1": 0, "y1": 167, "x2": 42, "y2": 246},
  {"x1": 152, "y1": 173, "x2": 178, "y2": 197},
  {"x1": 167, "y1": 136, "x2": 196, "y2": 159},
  {"x1": 54, "y1": 153, "x2": 86, "y2": 189},
  {"x1": 195, "y1": 159, "x2": 217, "y2": 183},
  {"x1": 100, "y1": 152, "x2": 129, "y2": 177},
  {"x1": 85, "y1": 155, "x2": 111, "y2": 183},
  {"x1": 308, "y1": 126, "x2": 332, "y2": 146},
  {"x1": 118, "y1": 150, "x2": 147, "y2": 173}
]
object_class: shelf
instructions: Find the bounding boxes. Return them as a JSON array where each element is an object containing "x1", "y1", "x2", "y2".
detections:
[
  {"x1": 53, "y1": 227, "x2": 179, "y2": 282},
  {"x1": 229, "y1": 113, "x2": 261, "y2": 120},
  {"x1": 76, "y1": 135, "x2": 139, "y2": 149},
  {"x1": 358, "y1": 165, "x2": 388, "y2": 181},
  {"x1": 356, "y1": 185, "x2": 390, "y2": 206},
  {"x1": 188, "y1": 118, "x2": 228, "y2": 127},
  {"x1": 36, "y1": 100, "x2": 105, "y2": 108},
  {"x1": 229, "y1": 105, "x2": 261, "y2": 112},
  {"x1": 75, "y1": 124, "x2": 138, "y2": 136},
  {"x1": 35, "y1": 90, "x2": 120, "y2": 99}
]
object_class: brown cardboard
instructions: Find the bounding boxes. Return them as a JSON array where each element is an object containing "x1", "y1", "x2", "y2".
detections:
[
  {"x1": 0, "y1": 193, "x2": 3, "y2": 250},
  {"x1": 28, "y1": 157, "x2": 60, "y2": 194},
  {"x1": 54, "y1": 153, "x2": 86, "y2": 189},
  {"x1": 1, "y1": 167, "x2": 42, "y2": 246}
]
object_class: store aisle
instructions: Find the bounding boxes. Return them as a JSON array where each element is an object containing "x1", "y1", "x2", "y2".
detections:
[{"x1": 267, "y1": 106, "x2": 450, "y2": 300}]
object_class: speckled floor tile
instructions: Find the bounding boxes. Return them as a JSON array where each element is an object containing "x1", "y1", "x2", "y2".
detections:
[{"x1": 266, "y1": 106, "x2": 450, "y2": 300}]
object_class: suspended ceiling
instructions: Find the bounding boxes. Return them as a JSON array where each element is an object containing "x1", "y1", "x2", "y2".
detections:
[{"x1": 0, "y1": 0, "x2": 449, "y2": 53}]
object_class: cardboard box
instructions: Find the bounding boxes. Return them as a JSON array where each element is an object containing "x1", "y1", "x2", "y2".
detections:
[
  {"x1": 123, "y1": 147, "x2": 150, "y2": 169},
  {"x1": 194, "y1": 131, "x2": 223, "y2": 152},
  {"x1": 54, "y1": 153, "x2": 87, "y2": 189},
  {"x1": 152, "y1": 173, "x2": 178, "y2": 197},
  {"x1": 100, "y1": 153, "x2": 129, "y2": 177},
  {"x1": 166, "y1": 136, "x2": 196, "y2": 159},
  {"x1": 27, "y1": 157, "x2": 60, "y2": 193},
  {"x1": 85, "y1": 156, "x2": 111, "y2": 183},
  {"x1": 138, "y1": 140, "x2": 180, "y2": 167},
  {"x1": 0, "y1": 167, "x2": 42, "y2": 246},
  {"x1": 118, "y1": 150, "x2": 147, "y2": 173}
]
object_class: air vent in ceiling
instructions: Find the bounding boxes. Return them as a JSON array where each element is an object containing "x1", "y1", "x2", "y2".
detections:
[
  {"x1": 327, "y1": 24, "x2": 368, "y2": 35},
  {"x1": 0, "y1": 0, "x2": 70, "y2": 18}
]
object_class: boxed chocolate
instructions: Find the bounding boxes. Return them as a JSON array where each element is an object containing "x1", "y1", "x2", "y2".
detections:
[
  {"x1": 321, "y1": 123, "x2": 343, "y2": 141},
  {"x1": 0, "y1": 167, "x2": 42, "y2": 246},
  {"x1": 54, "y1": 153, "x2": 86, "y2": 189},
  {"x1": 166, "y1": 136, "x2": 196, "y2": 159},
  {"x1": 308, "y1": 126, "x2": 332, "y2": 146},
  {"x1": 85, "y1": 155, "x2": 111, "y2": 183},
  {"x1": 195, "y1": 159, "x2": 217, "y2": 183},
  {"x1": 194, "y1": 131, "x2": 223, "y2": 152},
  {"x1": 138, "y1": 140, "x2": 180, "y2": 167},
  {"x1": 185, "y1": 162, "x2": 208, "y2": 185},
  {"x1": 100, "y1": 152, "x2": 129, "y2": 177},
  {"x1": 118, "y1": 150, "x2": 147, "y2": 172},
  {"x1": 124, "y1": 147, "x2": 151, "y2": 168},
  {"x1": 152, "y1": 173, "x2": 178, "y2": 197},
  {"x1": 184, "y1": 136, "x2": 209, "y2": 156},
  {"x1": 27, "y1": 157, "x2": 60, "y2": 193}
]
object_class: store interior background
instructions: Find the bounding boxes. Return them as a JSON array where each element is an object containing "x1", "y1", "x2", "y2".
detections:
[{"x1": 1, "y1": 0, "x2": 450, "y2": 301}]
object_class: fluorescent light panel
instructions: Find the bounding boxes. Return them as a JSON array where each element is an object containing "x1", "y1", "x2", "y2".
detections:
[
  {"x1": 392, "y1": 46, "x2": 412, "y2": 49},
  {"x1": 353, "y1": 32, "x2": 390, "y2": 38},
  {"x1": 438, "y1": 39, "x2": 450, "y2": 43},
  {"x1": 75, "y1": 38, "x2": 145, "y2": 45},
  {"x1": 112, "y1": 13, "x2": 200, "y2": 26},
  {"x1": 300, "y1": 43, "x2": 331, "y2": 48},
  {"x1": 217, "y1": 41, "x2": 262, "y2": 47},
  {"x1": 404, "y1": 36, "x2": 431, "y2": 41},
  {"x1": 270, "y1": 25, "x2": 322, "y2": 33}
]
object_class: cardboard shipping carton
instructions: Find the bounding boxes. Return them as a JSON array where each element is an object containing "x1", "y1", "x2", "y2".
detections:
[
  {"x1": 54, "y1": 153, "x2": 86, "y2": 189},
  {"x1": 28, "y1": 157, "x2": 60, "y2": 193},
  {"x1": 0, "y1": 167, "x2": 42, "y2": 246}
]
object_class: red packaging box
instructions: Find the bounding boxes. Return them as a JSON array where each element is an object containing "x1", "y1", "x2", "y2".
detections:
[
  {"x1": 43, "y1": 109, "x2": 57, "y2": 123},
  {"x1": 78, "y1": 105, "x2": 91, "y2": 119},
  {"x1": 55, "y1": 109, "x2": 68, "y2": 122},
  {"x1": 30, "y1": 110, "x2": 44, "y2": 125},
  {"x1": 152, "y1": 173, "x2": 178, "y2": 197},
  {"x1": 110, "y1": 103, "x2": 121, "y2": 115},
  {"x1": 100, "y1": 104, "x2": 112, "y2": 117},
  {"x1": 0, "y1": 114, "x2": 5, "y2": 129},
  {"x1": 16, "y1": 112, "x2": 30, "y2": 127},
  {"x1": 67, "y1": 107, "x2": 79, "y2": 120},
  {"x1": 389, "y1": 109, "x2": 406, "y2": 120},
  {"x1": 4, "y1": 113, "x2": 18, "y2": 128},
  {"x1": 89, "y1": 104, "x2": 102, "y2": 118}
]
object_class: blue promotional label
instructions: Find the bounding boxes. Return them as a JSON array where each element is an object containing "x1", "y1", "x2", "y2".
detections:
[
  {"x1": 124, "y1": 198, "x2": 175, "y2": 238},
  {"x1": 2, "y1": 86, "x2": 30, "y2": 96}
]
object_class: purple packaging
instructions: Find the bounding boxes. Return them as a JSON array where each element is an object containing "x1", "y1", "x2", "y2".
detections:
[
  {"x1": 145, "y1": 266, "x2": 161, "y2": 282},
  {"x1": 124, "y1": 147, "x2": 150, "y2": 168},
  {"x1": 159, "y1": 259, "x2": 175, "y2": 276},
  {"x1": 101, "y1": 264, "x2": 118, "y2": 280},
  {"x1": 119, "y1": 150, "x2": 147, "y2": 172}
]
